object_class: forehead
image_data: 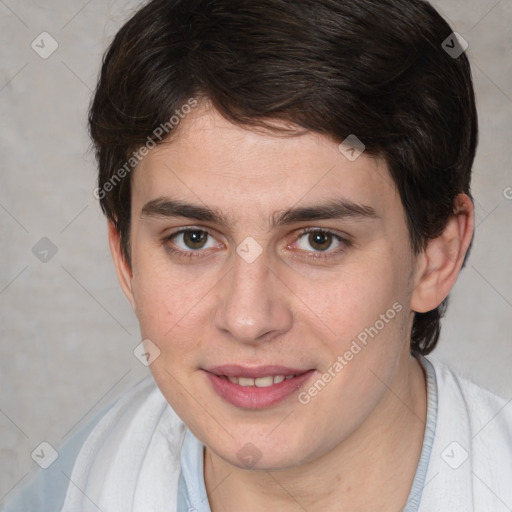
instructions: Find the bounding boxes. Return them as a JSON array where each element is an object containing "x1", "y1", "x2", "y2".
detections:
[{"x1": 132, "y1": 104, "x2": 399, "y2": 223}]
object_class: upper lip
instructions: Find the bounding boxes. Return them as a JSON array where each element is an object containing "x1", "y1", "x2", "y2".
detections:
[{"x1": 205, "y1": 365, "x2": 312, "y2": 378}]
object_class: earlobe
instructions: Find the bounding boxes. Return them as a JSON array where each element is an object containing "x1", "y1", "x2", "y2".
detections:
[
  {"x1": 108, "y1": 222, "x2": 137, "y2": 312},
  {"x1": 410, "y1": 194, "x2": 474, "y2": 313}
]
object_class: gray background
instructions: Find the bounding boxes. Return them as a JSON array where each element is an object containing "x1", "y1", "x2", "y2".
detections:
[{"x1": 0, "y1": 0, "x2": 511, "y2": 504}]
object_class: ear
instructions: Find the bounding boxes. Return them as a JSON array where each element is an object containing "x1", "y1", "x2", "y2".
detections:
[
  {"x1": 108, "y1": 221, "x2": 137, "y2": 312},
  {"x1": 410, "y1": 193, "x2": 474, "y2": 313}
]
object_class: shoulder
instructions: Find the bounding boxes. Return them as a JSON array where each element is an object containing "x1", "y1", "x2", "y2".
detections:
[
  {"x1": 421, "y1": 355, "x2": 512, "y2": 509},
  {"x1": 427, "y1": 354, "x2": 512, "y2": 429},
  {"x1": 2, "y1": 376, "x2": 183, "y2": 512}
]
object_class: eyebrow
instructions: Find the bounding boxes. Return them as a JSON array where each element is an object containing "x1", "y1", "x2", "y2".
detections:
[{"x1": 140, "y1": 197, "x2": 378, "y2": 228}]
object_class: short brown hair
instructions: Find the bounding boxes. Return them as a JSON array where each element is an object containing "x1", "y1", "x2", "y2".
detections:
[{"x1": 89, "y1": 0, "x2": 478, "y2": 355}]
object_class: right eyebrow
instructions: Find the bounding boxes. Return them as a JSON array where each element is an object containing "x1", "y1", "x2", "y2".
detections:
[{"x1": 141, "y1": 198, "x2": 230, "y2": 225}]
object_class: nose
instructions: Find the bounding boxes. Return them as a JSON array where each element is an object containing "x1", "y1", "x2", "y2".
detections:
[{"x1": 213, "y1": 250, "x2": 293, "y2": 345}]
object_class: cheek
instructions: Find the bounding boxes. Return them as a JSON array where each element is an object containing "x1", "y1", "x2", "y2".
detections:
[
  {"x1": 298, "y1": 250, "x2": 413, "y2": 402},
  {"x1": 298, "y1": 254, "x2": 408, "y2": 339},
  {"x1": 130, "y1": 254, "x2": 205, "y2": 350},
  {"x1": 130, "y1": 260, "x2": 210, "y2": 417}
]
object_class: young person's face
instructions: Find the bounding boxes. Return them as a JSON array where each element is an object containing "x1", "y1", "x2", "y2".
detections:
[{"x1": 113, "y1": 103, "x2": 427, "y2": 470}]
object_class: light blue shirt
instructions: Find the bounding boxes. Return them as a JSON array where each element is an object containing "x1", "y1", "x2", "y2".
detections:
[{"x1": 176, "y1": 353, "x2": 438, "y2": 512}]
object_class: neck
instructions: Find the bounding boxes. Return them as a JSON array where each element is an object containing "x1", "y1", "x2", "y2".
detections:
[{"x1": 204, "y1": 352, "x2": 427, "y2": 512}]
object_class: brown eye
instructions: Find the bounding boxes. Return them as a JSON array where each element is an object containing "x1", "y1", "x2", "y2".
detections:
[
  {"x1": 293, "y1": 229, "x2": 349, "y2": 260},
  {"x1": 307, "y1": 231, "x2": 333, "y2": 251},
  {"x1": 182, "y1": 230, "x2": 208, "y2": 249},
  {"x1": 168, "y1": 229, "x2": 216, "y2": 253}
]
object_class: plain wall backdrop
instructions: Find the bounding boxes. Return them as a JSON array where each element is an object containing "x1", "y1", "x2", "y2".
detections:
[{"x1": 1, "y1": 0, "x2": 511, "y2": 503}]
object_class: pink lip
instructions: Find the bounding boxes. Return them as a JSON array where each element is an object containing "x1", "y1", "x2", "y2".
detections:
[{"x1": 203, "y1": 366, "x2": 316, "y2": 409}]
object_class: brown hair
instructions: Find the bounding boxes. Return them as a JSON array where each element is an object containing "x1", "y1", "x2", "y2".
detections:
[{"x1": 89, "y1": 0, "x2": 478, "y2": 355}]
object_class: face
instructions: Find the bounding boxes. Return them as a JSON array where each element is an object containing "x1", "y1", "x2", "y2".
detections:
[{"x1": 117, "y1": 103, "x2": 422, "y2": 470}]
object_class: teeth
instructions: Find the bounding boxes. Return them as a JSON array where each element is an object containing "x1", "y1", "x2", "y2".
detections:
[
  {"x1": 226, "y1": 375, "x2": 294, "y2": 386},
  {"x1": 255, "y1": 376, "x2": 274, "y2": 388}
]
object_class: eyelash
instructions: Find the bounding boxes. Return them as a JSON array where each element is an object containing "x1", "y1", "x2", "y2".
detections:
[
  {"x1": 163, "y1": 227, "x2": 350, "y2": 262},
  {"x1": 292, "y1": 228, "x2": 351, "y2": 260}
]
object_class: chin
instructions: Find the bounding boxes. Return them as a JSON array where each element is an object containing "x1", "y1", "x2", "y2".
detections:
[{"x1": 206, "y1": 429, "x2": 313, "y2": 471}]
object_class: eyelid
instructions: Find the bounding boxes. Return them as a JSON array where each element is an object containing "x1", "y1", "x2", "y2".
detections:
[
  {"x1": 290, "y1": 227, "x2": 351, "y2": 256},
  {"x1": 294, "y1": 226, "x2": 351, "y2": 243},
  {"x1": 165, "y1": 226, "x2": 222, "y2": 248}
]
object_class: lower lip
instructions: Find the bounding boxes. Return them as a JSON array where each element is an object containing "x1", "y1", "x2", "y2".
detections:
[{"x1": 204, "y1": 370, "x2": 315, "y2": 409}]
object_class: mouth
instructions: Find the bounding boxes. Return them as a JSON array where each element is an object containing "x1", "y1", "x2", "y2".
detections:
[
  {"x1": 222, "y1": 374, "x2": 296, "y2": 387},
  {"x1": 203, "y1": 365, "x2": 316, "y2": 409}
]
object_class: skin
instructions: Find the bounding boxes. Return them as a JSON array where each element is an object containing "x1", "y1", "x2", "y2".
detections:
[{"x1": 109, "y1": 101, "x2": 474, "y2": 511}]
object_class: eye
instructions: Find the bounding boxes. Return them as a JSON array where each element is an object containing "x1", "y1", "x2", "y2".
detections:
[
  {"x1": 293, "y1": 228, "x2": 349, "y2": 257},
  {"x1": 167, "y1": 229, "x2": 215, "y2": 252}
]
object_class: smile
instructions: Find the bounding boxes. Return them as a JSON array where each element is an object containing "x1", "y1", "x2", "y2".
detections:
[
  {"x1": 203, "y1": 366, "x2": 315, "y2": 409},
  {"x1": 224, "y1": 375, "x2": 295, "y2": 387}
]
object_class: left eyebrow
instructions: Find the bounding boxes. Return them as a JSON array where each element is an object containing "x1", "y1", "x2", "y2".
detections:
[
  {"x1": 140, "y1": 197, "x2": 378, "y2": 228},
  {"x1": 271, "y1": 198, "x2": 378, "y2": 227}
]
